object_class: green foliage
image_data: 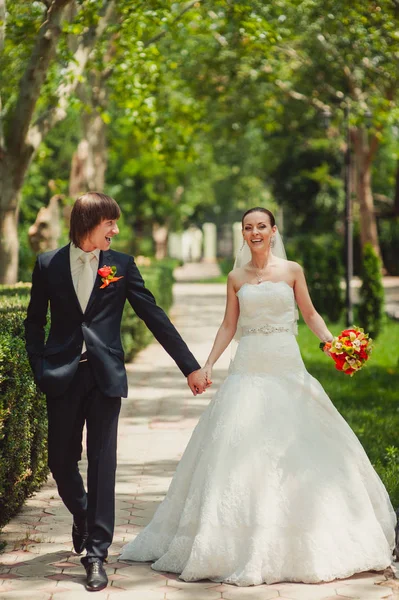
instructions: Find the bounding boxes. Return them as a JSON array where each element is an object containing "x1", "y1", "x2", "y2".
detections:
[
  {"x1": 357, "y1": 243, "x2": 385, "y2": 339},
  {"x1": 379, "y1": 217, "x2": 399, "y2": 276},
  {"x1": 121, "y1": 262, "x2": 175, "y2": 361},
  {"x1": 219, "y1": 258, "x2": 235, "y2": 276},
  {"x1": 0, "y1": 294, "x2": 48, "y2": 529},
  {"x1": 4, "y1": 0, "x2": 398, "y2": 272},
  {"x1": 286, "y1": 234, "x2": 344, "y2": 322},
  {"x1": 0, "y1": 284, "x2": 31, "y2": 299},
  {"x1": 299, "y1": 317, "x2": 399, "y2": 507}
]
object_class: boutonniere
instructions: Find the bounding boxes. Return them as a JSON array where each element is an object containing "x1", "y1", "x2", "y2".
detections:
[{"x1": 98, "y1": 265, "x2": 124, "y2": 289}]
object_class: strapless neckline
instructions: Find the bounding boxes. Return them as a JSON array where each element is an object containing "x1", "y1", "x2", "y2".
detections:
[{"x1": 236, "y1": 280, "x2": 294, "y2": 296}]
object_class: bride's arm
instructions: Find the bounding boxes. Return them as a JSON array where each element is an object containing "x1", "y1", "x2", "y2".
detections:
[
  {"x1": 203, "y1": 273, "x2": 240, "y2": 380},
  {"x1": 292, "y1": 263, "x2": 334, "y2": 343}
]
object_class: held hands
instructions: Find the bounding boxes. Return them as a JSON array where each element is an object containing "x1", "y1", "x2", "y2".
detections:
[
  {"x1": 187, "y1": 367, "x2": 213, "y2": 396},
  {"x1": 202, "y1": 364, "x2": 213, "y2": 386}
]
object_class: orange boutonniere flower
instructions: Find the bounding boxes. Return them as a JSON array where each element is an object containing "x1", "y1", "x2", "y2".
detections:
[{"x1": 98, "y1": 265, "x2": 124, "y2": 289}]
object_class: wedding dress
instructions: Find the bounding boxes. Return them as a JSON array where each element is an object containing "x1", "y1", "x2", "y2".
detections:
[{"x1": 120, "y1": 280, "x2": 396, "y2": 586}]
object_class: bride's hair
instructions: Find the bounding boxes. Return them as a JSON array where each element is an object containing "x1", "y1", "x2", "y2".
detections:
[{"x1": 241, "y1": 207, "x2": 275, "y2": 228}]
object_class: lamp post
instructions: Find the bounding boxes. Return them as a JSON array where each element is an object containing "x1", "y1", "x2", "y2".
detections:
[
  {"x1": 343, "y1": 103, "x2": 353, "y2": 327},
  {"x1": 322, "y1": 103, "x2": 352, "y2": 327}
]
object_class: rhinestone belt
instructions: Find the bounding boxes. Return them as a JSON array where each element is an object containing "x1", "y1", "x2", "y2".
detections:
[{"x1": 242, "y1": 324, "x2": 291, "y2": 336}]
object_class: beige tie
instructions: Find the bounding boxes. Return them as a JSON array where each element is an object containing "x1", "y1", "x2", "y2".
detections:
[{"x1": 77, "y1": 252, "x2": 94, "y2": 313}]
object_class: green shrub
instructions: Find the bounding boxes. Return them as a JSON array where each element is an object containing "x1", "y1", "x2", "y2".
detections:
[
  {"x1": 121, "y1": 263, "x2": 175, "y2": 361},
  {"x1": 0, "y1": 295, "x2": 48, "y2": 529},
  {"x1": 357, "y1": 243, "x2": 385, "y2": 339},
  {"x1": 378, "y1": 217, "x2": 399, "y2": 276},
  {"x1": 0, "y1": 283, "x2": 32, "y2": 298},
  {"x1": 0, "y1": 260, "x2": 175, "y2": 529},
  {"x1": 286, "y1": 234, "x2": 344, "y2": 322},
  {"x1": 219, "y1": 258, "x2": 235, "y2": 276}
]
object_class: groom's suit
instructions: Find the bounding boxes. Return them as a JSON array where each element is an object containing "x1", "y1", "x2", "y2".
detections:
[{"x1": 24, "y1": 243, "x2": 200, "y2": 560}]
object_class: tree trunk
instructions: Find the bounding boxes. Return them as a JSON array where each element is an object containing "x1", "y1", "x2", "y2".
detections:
[
  {"x1": 85, "y1": 111, "x2": 107, "y2": 191},
  {"x1": 394, "y1": 159, "x2": 399, "y2": 217},
  {"x1": 152, "y1": 223, "x2": 169, "y2": 259},
  {"x1": 69, "y1": 71, "x2": 108, "y2": 197},
  {"x1": 0, "y1": 156, "x2": 27, "y2": 283},
  {"x1": 28, "y1": 195, "x2": 62, "y2": 254},
  {"x1": 0, "y1": 206, "x2": 19, "y2": 284},
  {"x1": 352, "y1": 128, "x2": 381, "y2": 258}
]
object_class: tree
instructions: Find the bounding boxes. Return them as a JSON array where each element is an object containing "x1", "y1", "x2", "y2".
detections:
[
  {"x1": 0, "y1": 0, "x2": 115, "y2": 283},
  {"x1": 269, "y1": 0, "x2": 399, "y2": 257}
]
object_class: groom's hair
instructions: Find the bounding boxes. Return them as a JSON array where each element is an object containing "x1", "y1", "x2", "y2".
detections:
[{"x1": 69, "y1": 192, "x2": 121, "y2": 247}]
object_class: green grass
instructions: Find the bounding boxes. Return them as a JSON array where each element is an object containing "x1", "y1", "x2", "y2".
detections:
[
  {"x1": 178, "y1": 276, "x2": 229, "y2": 284},
  {"x1": 298, "y1": 318, "x2": 399, "y2": 507}
]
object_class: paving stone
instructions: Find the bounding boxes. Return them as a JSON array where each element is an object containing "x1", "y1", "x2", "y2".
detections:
[
  {"x1": 51, "y1": 593, "x2": 108, "y2": 599},
  {"x1": 109, "y1": 592, "x2": 165, "y2": 599},
  {"x1": 222, "y1": 587, "x2": 279, "y2": 599},
  {"x1": 0, "y1": 593, "x2": 52, "y2": 599},
  {"x1": 334, "y1": 586, "x2": 394, "y2": 600},
  {"x1": 165, "y1": 592, "x2": 222, "y2": 600},
  {"x1": 0, "y1": 577, "x2": 57, "y2": 592}
]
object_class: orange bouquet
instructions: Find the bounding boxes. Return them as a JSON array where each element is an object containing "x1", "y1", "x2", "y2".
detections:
[{"x1": 322, "y1": 327, "x2": 373, "y2": 376}]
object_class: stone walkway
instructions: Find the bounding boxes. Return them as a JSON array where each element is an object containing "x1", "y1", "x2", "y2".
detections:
[{"x1": 0, "y1": 283, "x2": 398, "y2": 599}]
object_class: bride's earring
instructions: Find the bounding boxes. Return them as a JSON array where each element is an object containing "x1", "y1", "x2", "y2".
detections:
[
  {"x1": 270, "y1": 237, "x2": 275, "y2": 248},
  {"x1": 241, "y1": 239, "x2": 245, "y2": 250}
]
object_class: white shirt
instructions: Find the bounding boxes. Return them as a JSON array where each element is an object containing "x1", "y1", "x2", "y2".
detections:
[{"x1": 70, "y1": 244, "x2": 101, "y2": 354}]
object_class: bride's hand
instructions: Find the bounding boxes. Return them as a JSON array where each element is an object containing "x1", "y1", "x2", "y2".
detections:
[
  {"x1": 322, "y1": 340, "x2": 333, "y2": 358},
  {"x1": 202, "y1": 364, "x2": 213, "y2": 387}
]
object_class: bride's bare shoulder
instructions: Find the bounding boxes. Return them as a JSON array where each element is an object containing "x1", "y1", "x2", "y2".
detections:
[
  {"x1": 228, "y1": 266, "x2": 247, "y2": 289},
  {"x1": 286, "y1": 260, "x2": 303, "y2": 273}
]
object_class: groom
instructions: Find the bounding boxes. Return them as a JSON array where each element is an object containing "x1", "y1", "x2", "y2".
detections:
[{"x1": 24, "y1": 192, "x2": 207, "y2": 592}]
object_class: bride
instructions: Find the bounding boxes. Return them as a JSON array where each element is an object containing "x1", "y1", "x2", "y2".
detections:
[{"x1": 120, "y1": 207, "x2": 396, "y2": 586}]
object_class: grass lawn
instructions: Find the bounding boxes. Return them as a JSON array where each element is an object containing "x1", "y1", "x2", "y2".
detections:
[{"x1": 298, "y1": 318, "x2": 399, "y2": 507}]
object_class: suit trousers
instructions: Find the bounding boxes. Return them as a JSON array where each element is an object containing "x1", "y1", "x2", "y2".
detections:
[{"x1": 46, "y1": 360, "x2": 121, "y2": 561}]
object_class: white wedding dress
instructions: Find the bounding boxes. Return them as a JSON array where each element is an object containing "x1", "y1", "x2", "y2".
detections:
[{"x1": 120, "y1": 281, "x2": 396, "y2": 586}]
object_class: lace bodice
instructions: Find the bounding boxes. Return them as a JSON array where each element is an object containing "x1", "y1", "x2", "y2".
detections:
[{"x1": 236, "y1": 280, "x2": 297, "y2": 334}]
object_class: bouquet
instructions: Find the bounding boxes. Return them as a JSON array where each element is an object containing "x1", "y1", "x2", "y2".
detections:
[{"x1": 322, "y1": 327, "x2": 373, "y2": 376}]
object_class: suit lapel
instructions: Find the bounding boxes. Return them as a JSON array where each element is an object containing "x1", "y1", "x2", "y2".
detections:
[
  {"x1": 85, "y1": 249, "x2": 112, "y2": 315},
  {"x1": 61, "y1": 244, "x2": 83, "y2": 315}
]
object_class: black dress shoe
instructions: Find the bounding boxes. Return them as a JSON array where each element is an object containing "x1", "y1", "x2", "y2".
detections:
[
  {"x1": 72, "y1": 518, "x2": 88, "y2": 554},
  {"x1": 81, "y1": 557, "x2": 108, "y2": 592}
]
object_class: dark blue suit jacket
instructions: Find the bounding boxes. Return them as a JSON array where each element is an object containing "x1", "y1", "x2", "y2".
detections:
[{"x1": 24, "y1": 244, "x2": 200, "y2": 398}]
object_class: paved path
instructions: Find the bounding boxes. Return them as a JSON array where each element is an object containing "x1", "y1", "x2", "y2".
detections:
[{"x1": 0, "y1": 283, "x2": 398, "y2": 599}]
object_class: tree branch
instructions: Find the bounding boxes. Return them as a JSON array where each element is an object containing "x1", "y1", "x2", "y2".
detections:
[
  {"x1": 143, "y1": 0, "x2": 202, "y2": 48},
  {"x1": 5, "y1": 0, "x2": 73, "y2": 156},
  {"x1": 275, "y1": 79, "x2": 330, "y2": 112},
  {"x1": 27, "y1": 0, "x2": 116, "y2": 152}
]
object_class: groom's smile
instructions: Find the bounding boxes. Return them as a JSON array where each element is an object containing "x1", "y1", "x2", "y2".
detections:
[{"x1": 81, "y1": 218, "x2": 120, "y2": 252}]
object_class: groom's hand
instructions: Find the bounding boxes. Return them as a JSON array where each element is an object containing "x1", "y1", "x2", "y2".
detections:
[{"x1": 187, "y1": 369, "x2": 209, "y2": 396}]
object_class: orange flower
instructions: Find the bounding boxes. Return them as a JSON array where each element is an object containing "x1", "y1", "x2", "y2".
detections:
[
  {"x1": 98, "y1": 265, "x2": 113, "y2": 278},
  {"x1": 98, "y1": 264, "x2": 124, "y2": 289},
  {"x1": 100, "y1": 276, "x2": 123, "y2": 289}
]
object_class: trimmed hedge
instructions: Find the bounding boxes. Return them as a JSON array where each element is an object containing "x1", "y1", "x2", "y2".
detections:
[
  {"x1": 357, "y1": 243, "x2": 385, "y2": 339},
  {"x1": 0, "y1": 261, "x2": 175, "y2": 529},
  {"x1": 286, "y1": 234, "x2": 345, "y2": 323},
  {"x1": 0, "y1": 294, "x2": 48, "y2": 529},
  {"x1": 121, "y1": 263, "x2": 175, "y2": 361}
]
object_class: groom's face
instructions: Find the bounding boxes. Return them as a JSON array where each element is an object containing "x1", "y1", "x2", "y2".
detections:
[{"x1": 83, "y1": 218, "x2": 120, "y2": 251}]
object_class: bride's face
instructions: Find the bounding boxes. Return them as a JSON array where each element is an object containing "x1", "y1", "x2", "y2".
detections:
[{"x1": 242, "y1": 212, "x2": 276, "y2": 253}]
